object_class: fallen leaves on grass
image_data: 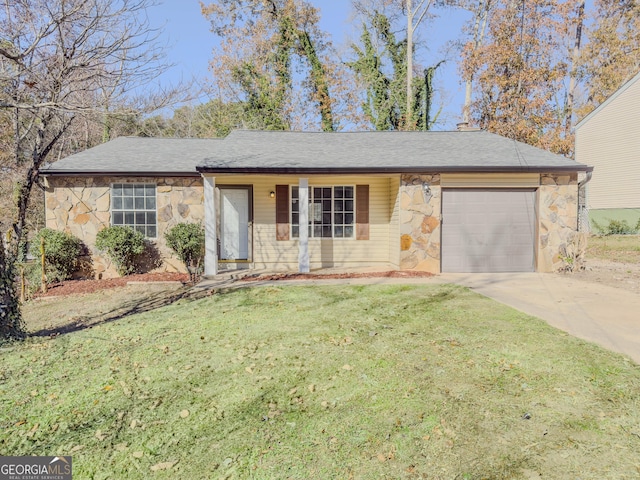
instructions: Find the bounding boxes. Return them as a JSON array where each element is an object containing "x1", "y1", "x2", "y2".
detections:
[{"x1": 150, "y1": 461, "x2": 178, "y2": 472}]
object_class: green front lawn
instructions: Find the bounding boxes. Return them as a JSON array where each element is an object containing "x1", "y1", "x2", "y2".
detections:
[{"x1": 2, "y1": 284, "x2": 639, "y2": 479}]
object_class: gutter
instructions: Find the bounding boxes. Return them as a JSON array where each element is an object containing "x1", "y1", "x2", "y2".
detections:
[
  {"x1": 196, "y1": 165, "x2": 594, "y2": 175},
  {"x1": 578, "y1": 170, "x2": 593, "y2": 188},
  {"x1": 40, "y1": 171, "x2": 201, "y2": 178},
  {"x1": 41, "y1": 165, "x2": 595, "y2": 177}
]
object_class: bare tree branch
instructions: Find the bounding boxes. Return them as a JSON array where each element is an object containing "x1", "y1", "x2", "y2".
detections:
[{"x1": 0, "y1": 0, "x2": 195, "y2": 340}]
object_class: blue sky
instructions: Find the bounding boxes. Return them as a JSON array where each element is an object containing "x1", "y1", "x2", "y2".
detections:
[{"x1": 148, "y1": 1, "x2": 468, "y2": 130}]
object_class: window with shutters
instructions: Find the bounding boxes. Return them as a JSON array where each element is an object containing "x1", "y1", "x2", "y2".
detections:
[
  {"x1": 291, "y1": 186, "x2": 355, "y2": 238},
  {"x1": 111, "y1": 183, "x2": 157, "y2": 238}
]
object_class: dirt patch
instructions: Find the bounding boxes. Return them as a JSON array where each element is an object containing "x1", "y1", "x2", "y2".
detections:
[
  {"x1": 558, "y1": 235, "x2": 640, "y2": 294},
  {"x1": 564, "y1": 258, "x2": 640, "y2": 294},
  {"x1": 36, "y1": 272, "x2": 190, "y2": 297},
  {"x1": 24, "y1": 282, "x2": 192, "y2": 336}
]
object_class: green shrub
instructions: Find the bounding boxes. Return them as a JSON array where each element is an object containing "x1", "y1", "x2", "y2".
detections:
[
  {"x1": 34, "y1": 228, "x2": 82, "y2": 282},
  {"x1": 165, "y1": 223, "x2": 205, "y2": 278},
  {"x1": 95, "y1": 226, "x2": 145, "y2": 276},
  {"x1": 591, "y1": 218, "x2": 638, "y2": 236},
  {"x1": 607, "y1": 219, "x2": 636, "y2": 235},
  {"x1": 20, "y1": 261, "x2": 44, "y2": 298}
]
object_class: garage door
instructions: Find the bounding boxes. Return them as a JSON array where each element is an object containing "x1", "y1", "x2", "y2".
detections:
[{"x1": 441, "y1": 189, "x2": 536, "y2": 273}]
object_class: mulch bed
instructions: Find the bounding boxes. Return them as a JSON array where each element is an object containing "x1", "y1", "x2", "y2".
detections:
[
  {"x1": 36, "y1": 273, "x2": 190, "y2": 297},
  {"x1": 240, "y1": 271, "x2": 435, "y2": 282},
  {"x1": 33, "y1": 270, "x2": 434, "y2": 298}
]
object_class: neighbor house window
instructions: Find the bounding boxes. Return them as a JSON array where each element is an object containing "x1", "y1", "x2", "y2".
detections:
[
  {"x1": 111, "y1": 183, "x2": 157, "y2": 238},
  {"x1": 291, "y1": 186, "x2": 354, "y2": 238}
]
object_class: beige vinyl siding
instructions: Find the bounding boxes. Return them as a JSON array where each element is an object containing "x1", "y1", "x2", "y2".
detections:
[
  {"x1": 388, "y1": 176, "x2": 401, "y2": 268},
  {"x1": 441, "y1": 173, "x2": 540, "y2": 188},
  {"x1": 214, "y1": 175, "x2": 393, "y2": 269},
  {"x1": 575, "y1": 77, "x2": 640, "y2": 210}
]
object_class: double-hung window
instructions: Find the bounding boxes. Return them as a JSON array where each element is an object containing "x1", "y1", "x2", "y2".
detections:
[
  {"x1": 111, "y1": 183, "x2": 157, "y2": 238},
  {"x1": 291, "y1": 186, "x2": 355, "y2": 238}
]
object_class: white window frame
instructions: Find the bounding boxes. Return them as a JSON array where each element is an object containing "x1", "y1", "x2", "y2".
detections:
[
  {"x1": 110, "y1": 182, "x2": 157, "y2": 238},
  {"x1": 291, "y1": 185, "x2": 355, "y2": 239}
]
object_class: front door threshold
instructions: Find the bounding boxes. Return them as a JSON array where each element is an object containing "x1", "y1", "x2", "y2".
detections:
[{"x1": 217, "y1": 262, "x2": 253, "y2": 272}]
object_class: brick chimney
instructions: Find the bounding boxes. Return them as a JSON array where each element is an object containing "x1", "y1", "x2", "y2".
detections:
[{"x1": 456, "y1": 122, "x2": 481, "y2": 132}]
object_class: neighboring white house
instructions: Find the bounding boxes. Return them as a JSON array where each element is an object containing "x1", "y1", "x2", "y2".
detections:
[{"x1": 575, "y1": 71, "x2": 640, "y2": 231}]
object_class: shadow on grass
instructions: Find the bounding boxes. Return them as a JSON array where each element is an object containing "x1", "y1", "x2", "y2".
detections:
[
  {"x1": 29, "y1": 278, "x2": 245, "y2": 338},
  {"x1": 28, "y1": 277, "x2": 441, "y2": 339}
]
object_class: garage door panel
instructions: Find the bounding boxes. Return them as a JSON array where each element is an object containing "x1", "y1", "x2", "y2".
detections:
[{"x1": 442, "y1": 189, "x2": 536, "y2": 273}]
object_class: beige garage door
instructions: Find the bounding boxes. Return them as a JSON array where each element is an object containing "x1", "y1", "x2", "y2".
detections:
[{"x1": 441, "y1": 189, "x2": 536, "y2": 273}]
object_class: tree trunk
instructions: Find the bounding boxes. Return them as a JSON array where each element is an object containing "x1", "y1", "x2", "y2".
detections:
[
  {"x1": 566, "y1": 0, "x2": 585, "y2": 136},
  {"x1": 298, "y1": 29, "x2": 335, "y2": 132},
  {"x1": 463, "y1": 75, "x2": 475, "y2": 124},
  {"x1": 0, "y1": 241, "x2": 25, "y2": 342},
  {"x1": 424, "y1": 61, "x2": 444, "y2": 130},
  {"x1": 463, "y1": 0, "x2": 491, "y2": 124},
  {"x1": 406, "y1": 0, "x2": 414, "y2": 129}
]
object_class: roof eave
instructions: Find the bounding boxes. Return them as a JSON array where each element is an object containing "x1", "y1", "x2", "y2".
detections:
[
  {"x1": 196, "y1": 165, "x2": 593, "y2": 175},
  {"x1": 41, "y1": 170, "x2": 201, "y2": 177}
]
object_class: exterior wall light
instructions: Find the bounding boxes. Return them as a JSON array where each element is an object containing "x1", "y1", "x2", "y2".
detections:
[{"x1": 269, "y1": 191, "x2": 275, "y2": 198}]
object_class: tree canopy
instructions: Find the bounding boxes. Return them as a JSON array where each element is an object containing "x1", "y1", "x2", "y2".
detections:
[
  {"x1": 458, "y1": 0, "x2": 640, "y2": 155},
  {"x1": 0, "y1": 0, "x2": 187, "y2": 341}
]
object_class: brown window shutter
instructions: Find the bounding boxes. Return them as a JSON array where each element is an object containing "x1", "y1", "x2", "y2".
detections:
[
  {"x1": 356, "y1": 184, "x2": 369, "y2": 240},
  {"x1": 275, "y1": 184, "x2": 289, "y2": 241}
]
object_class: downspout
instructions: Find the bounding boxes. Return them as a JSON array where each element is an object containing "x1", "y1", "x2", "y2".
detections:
[
  {"x1": 578, "y1": 170, "x2": 592, "y2": 189},
  {"x1": 577, "y1": 170, "x2": 593, "y2": 231}
]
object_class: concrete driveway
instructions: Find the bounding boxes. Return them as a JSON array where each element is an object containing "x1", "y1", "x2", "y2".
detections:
[{"x1": 438, "y1": 272, "x2": 640, "y2": 364}]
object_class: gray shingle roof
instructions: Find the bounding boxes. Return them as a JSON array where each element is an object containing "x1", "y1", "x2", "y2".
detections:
[
  {"x1": 42, "y1": 136, "x2": 223, "y2": 176},
  {"x1": 198, "y1": 130, "x2": 590, "y2": 173},
  {"x1": 42, "y1": 130, "x2": 591, "y2": 176}
]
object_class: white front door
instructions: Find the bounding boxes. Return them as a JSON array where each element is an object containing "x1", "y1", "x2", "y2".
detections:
[{"x1": 220, "y1": 188, "x2": 250, "y2": 261}]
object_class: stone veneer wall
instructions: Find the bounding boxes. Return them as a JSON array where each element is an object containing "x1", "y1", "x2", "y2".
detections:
[
  {"x1": 45, "y1": 176, "x2": 204, "y2": 278},
  {"x1": 399, "y1": 174, "x2": 441, "y2": 273},
  {"x1": 398, "y1": 172, "x2": 581, "y2": 274},
  {"x1": 537, "y1": 173, "x2": 581, "y2": 272}
]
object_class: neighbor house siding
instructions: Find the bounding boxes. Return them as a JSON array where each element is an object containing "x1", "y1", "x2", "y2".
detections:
[
  {"x1": 575, "y1": 75, "x2": 640, "y2": 210},
  {"x1": 212, "y1": 175, "x2": 393, "y2": 270},
  {"x1": 44, "y1": 176, "x2": 203, "y2": 278}
]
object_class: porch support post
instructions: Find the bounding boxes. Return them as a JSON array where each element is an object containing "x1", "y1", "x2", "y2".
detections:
[
  {"x1": 204, "y1": 175, "x2": 218, "y2": 276},
  {"x1": 298, "y1": 178, "x2": 310, "y2": 273}
]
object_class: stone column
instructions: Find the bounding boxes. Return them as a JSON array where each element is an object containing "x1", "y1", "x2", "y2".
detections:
[
  {"x1": 298, "y1": 178, "x2": 310, "y2": 273},
  {"x1": 204, "y1": 175, "x2": 218, "y2": 276},
  {"x1": 399, "y1": 174, "x2": 441, "y2": 273},
  {"x1": 538, "y1": 173, "x2": 581, "y2": 272}
]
